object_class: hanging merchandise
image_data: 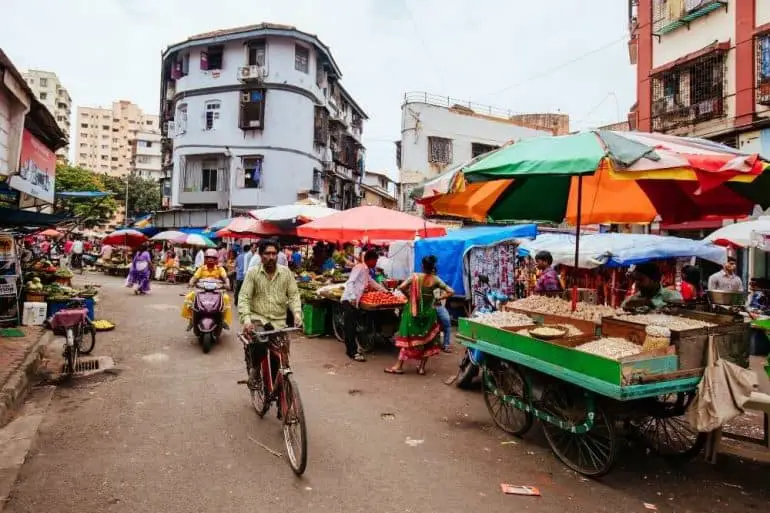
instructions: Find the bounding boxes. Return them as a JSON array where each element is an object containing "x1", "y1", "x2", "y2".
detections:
[
  {"x1": 468, "y1": 243, "x2": 518, "y2": 310},
  {"x1": 0, "y1": 234, "x2": 20, "y2": 325}
]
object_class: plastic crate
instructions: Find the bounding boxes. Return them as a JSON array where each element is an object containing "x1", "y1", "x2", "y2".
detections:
[{"x1": 303, "y1": 303, "x2": 327, "y2": 337}]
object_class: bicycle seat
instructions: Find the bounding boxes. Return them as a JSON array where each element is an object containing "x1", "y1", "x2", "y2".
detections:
[{"x1": 51, "y1": 308, "x2": 89, "y2": 330}]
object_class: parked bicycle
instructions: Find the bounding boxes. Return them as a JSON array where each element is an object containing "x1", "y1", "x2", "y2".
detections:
[
  {"x1": 238, "y1": 326, "x2": 307, "y2": 475},
  {"x1": 49, "y1": 298, "x2": 96, "y2": 376}
]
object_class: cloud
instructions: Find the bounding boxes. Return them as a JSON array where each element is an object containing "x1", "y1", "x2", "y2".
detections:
[{"x1": 2, "y1": 0, "x2": 635, "y2": 177}]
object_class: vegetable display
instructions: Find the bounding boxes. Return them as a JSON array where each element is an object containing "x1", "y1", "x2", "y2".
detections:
[
  {"x1": 508, "y1": 296, "x2": 622, "y2": 324},
  {"x1": 613, "y1": 313, "x2": 715, "y2": 330},
  {"x1": 360, "y1": 291, "x2": 407, "y2": 306},
  {"x1": 576, "y1": 338, "x2": 643, "y2": 360},
  {"x1": 473, "y1": 311, "x2": 534, "y2": 328}
]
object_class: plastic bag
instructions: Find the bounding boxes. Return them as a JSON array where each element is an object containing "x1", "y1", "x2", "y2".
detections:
[{"x1": 687, "y1": 336, "x2": 758, "y2": 432}]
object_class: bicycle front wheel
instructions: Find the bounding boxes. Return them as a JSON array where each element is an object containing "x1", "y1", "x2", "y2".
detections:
[
  {"x1": 281, "y1": 375, "x2": 308, "y2": 476},
  {"x1": 65, "y1": 328, "x2": 77, "y2": 375}
]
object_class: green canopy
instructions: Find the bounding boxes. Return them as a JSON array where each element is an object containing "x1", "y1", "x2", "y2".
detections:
[{"x1": 486, "y1": 176, "x2": 571, "y2": 223}]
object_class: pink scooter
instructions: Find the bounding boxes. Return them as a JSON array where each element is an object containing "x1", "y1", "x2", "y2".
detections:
[{"x1": 192, "y1": 278, "x2": 226, "y2": 353}]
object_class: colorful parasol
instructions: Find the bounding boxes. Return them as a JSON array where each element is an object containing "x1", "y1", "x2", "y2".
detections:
[
  {"x1": 249, "y1": 204, "x2": 338, "y2": 224},
  {"x1": 150, "y1": 230, "x2": 188, "y2": 243},
  {"x1": 102, "y1": 229, "x2": 148, "y2": 248},
  {"x1": 203, "y1": 218, "x2": 231, "y2": 233},
  {"x1": 297, "y1": 205, "x2": 447, "y2": 242},
  {"x1": 181, "y1": 234, "x2": 217, "y2": 248},
  {"x1": 39, "y1": 229, "x2": 63, "y2": 238},
  {"x1": 703, "y1": 217, "x2": 770, "y2": 247},
  {"x1": 216, "y1": 217, "x2": 293, "y2": 238}
]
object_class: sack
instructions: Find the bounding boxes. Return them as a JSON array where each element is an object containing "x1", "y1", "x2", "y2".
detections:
[
  {"x1": 135, "y1": 261, "x2": 148, "y2": 272},
  {"x1": 687, "y1": 336, "x2": 758, "y2": 432}
]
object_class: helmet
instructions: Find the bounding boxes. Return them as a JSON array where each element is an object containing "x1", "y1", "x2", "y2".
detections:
[{"x1": 204, "y1": 248, "x2": 218, "y2": 258}]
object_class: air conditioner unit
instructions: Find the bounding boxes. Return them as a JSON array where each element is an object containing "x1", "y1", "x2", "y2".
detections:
[{"x1": 238, "y1": 65, "x2": 267, "y2": 81}]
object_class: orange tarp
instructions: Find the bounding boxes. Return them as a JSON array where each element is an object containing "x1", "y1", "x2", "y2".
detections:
[
  {"x1": 565, "y1": 167, "x2": 657, "y2": 225},
  {"x1": 429, "y1": 180, "x2": 513, "y2": 222}
]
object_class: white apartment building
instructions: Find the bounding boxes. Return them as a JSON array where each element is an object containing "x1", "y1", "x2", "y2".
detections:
[
  {"x1": 396, "y1": 92, "x2": 569, "y2": 211},
  {"x1": 75, "y1": 100, "x2": 160, "y2": 177},
  {"x1": 21, "y1": 69, "x2": 71, "y2": 161},
  {"x1": 157, "y1": 23, "x2": 367, "y2": 225},
  {"x1": 132, "y1": 129, "x2": 162, "y2": 180}
]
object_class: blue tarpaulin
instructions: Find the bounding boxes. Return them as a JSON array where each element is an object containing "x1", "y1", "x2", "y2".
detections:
[
  {"x1": 518, "y1": 232, "x2": 726, "y2": 268},
  {"x1": 56, "y1": 191, "x2": 112, "y2": 199},
  {"x1": 413, "y1": 224, "x2": 537, "y2": 296}
]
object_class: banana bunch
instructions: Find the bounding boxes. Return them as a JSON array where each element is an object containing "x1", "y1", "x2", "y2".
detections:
[{"x1": 92, "y1": 320, "x2": 115, "y2": 330}]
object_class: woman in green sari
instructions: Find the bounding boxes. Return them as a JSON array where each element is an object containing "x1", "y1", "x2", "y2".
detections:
[{"x1": 385, "y1": 255, "x2": 454, "y2": 375}]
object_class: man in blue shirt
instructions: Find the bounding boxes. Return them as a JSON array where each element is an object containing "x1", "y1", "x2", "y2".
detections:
[{"x1": 234, "y1": 244, "x2": 252, "y2": 305}]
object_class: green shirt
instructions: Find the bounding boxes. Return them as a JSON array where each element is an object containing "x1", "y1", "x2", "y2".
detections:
[
  {"x1": 237, "y1": 264, "x2": 301, "y2": 328},
  {"x1": 621, "y1": 287, "x2": 683, "y2": 311}
]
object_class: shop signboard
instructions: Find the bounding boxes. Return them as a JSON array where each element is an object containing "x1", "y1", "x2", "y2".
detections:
[{"x1": 9, "y1": 129, "x2": 56, "y2": 204}]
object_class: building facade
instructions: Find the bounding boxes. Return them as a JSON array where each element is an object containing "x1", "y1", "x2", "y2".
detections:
[
  {"x1": 628, "y1": 0, "x2": 770, "y2": 151},
  {"x1": 361, "y1": 170, "x2": 397, "y2": 208},
  {"x1": 132, "y1": 129, "x2": 162, "y2": 180},
  {"x1": 156, "y1": 23, "x2": 367, "y2": 226},
  {"x1": 20, "y1": 69, "x2": 71, "y2": 161},
  {"x1": 1, "y1": 50, "x2": 67, "y2": 209},
  {"x1": 74, "y1": 101, "x2": 160, "y2": 177},
  {"x1": 396, "y1": 92, "x2": 567, "y2": 211}
]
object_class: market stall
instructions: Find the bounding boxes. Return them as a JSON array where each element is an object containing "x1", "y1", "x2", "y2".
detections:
[
  {"x1": 413, "y1": 224, "x2": 537, "y2": 314},
  {"x1": 458, "y1": 305, "x2": 755, "y2": 477},
  {"x1": 295, "y1": 206, "x2": 446, "y2": 351}
]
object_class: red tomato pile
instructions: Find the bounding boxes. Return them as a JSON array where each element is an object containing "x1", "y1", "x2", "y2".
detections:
[{"x1": 360, "y1": 291, "x2": 407, "y2": 306}]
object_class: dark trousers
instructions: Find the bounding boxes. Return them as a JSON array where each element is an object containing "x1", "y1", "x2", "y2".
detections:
[
  {"x1": 234, "y1": 279, "x2": 243, "y2": 305},
  {"x1": 341, "y1": 300, "x2": 359, "y2": 357}
]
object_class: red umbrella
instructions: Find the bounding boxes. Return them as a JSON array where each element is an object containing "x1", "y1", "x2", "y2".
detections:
[
  {"x1": 102, "y1": 229, "x2": 147, "y2": 248},
  {"x1": 296, "y1": 206, "x2": 447, "y2": 242},
  {"x1": 39, "y1": 229, "x2": 63, "y2": 238},
  {"x1": 216, "y1": 217, "x2": 294, "y2": 238}
]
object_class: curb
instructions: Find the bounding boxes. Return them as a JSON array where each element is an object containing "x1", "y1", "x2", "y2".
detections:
[{"x1": 0, "y1": 330, "x2": 53, "y2": 429}]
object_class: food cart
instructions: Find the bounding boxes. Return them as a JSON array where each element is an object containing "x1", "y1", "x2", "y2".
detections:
[{"x1": 458, "y1": 304, "x2": 752, "y2": 477}]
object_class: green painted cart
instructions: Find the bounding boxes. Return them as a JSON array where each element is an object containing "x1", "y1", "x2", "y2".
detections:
[{"x1": 458, "y1": 318, "x2": 707, "y2": 477}]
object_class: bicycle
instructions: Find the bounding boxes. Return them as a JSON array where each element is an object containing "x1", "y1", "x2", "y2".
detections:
[
  {"x1": 50, "y1": 298, "x2": 96, "y2": 376},
  {"x1": 238, "y1": 326, "x2": 307, "y2": 475}
]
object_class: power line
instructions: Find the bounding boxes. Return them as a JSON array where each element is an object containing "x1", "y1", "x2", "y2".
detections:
[{"x1": 482, "y1": 34, "x2": 630, "y2": 97}]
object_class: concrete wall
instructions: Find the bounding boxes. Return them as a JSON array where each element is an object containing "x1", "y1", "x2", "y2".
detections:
[
  {"x1": 399, "y1": 102, "x2": 548, "y2": 180},
  {"x1": 758, "y1": 0, "x2": 770, "y2": 26},
  {"x1": 168, "y1": 35, "x2": 340, "y2": 209},
  {"x1": 0, "y1": 76, "x2": 30, "y2": 177},
  {"x1": 0, "y1": 91, "x2": 10, "y2": 174}
]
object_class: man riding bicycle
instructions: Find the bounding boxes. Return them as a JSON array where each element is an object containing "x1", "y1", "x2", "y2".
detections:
[
  {"x1": 238, "y1": 239, "x2": 302, "y2": 333},
  {"x1": 238, "y1": 239, "x2": 302, "y2": 397}
]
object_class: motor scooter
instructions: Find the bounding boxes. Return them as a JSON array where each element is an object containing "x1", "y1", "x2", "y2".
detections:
[
  {"x1": 191, "y1": 278, "x2": 226, "y2": 353},
  {"x1": 454, "y1": 275, "x2": 509, "y2": 389}
]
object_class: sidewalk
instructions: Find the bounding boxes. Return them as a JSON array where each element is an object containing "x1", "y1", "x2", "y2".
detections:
[{"x1": 0, "y1": 327, "x2": 50, "y2": 428}]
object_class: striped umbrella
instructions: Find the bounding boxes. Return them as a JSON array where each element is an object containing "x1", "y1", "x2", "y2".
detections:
[
  {"x1": 150, "y1": 230, "x2": 188, "y2": 243},
  {"x1": 182, "y1": 234, "x2": 217, "y2": 248},
  {"x1": 204, "y1": 218, "x2": 231, "y2": 233},
  {"x1": 102, "y1": 229, "x2": 148, "y2": 248}
]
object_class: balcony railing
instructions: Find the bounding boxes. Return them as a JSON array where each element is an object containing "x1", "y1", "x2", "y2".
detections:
[
  {"x1": 756, "y1": 33, "x2": 770, "y2": 107},
  {"x1": 403, "y1": 92, "x2": 523, "y2": 121},
  {"x1": 651, "y1": 51, "x2": 727, "y2": 132},
  {"x1": 652, "y1": 0, "x2": 727, "y2": 36}
]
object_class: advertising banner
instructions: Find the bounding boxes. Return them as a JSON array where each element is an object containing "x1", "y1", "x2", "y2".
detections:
[{"x1": 9, "y1": 129, "x2": 56, "y2": 204}]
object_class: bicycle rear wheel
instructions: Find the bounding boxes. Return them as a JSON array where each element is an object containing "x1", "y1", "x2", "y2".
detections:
[
  {"x1": 281, "y1": 375, "x2": 308, "y2": 476},
  {"x1": 78, "y1": 324, "x2": 96, "y2": 355}
]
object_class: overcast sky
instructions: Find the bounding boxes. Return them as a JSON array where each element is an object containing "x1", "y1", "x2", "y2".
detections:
[{"x1": 3, "y1": 0, "x2": 634, "y2": 178}]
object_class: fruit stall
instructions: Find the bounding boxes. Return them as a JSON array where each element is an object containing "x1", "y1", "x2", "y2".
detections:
[{"x1": 458, "y1": 305, "x2": 752, "y2": 477}]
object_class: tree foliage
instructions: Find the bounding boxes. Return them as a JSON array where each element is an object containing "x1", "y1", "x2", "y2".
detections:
[
  {"x1": 54, "y1": 164, "x2": 118, "y2": 227},
  {"x1": 101, "y1": 174, "x2": 161, "y2": 217}
]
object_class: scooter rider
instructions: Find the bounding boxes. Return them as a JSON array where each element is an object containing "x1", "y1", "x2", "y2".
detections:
[{"x1": 182, "y1": 248, "x2": 233, "y2": 330}]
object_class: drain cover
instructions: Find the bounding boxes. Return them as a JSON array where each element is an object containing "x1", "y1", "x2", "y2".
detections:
[{"x1": 61, "y1": 357, "x2": 100, "y2": 374}]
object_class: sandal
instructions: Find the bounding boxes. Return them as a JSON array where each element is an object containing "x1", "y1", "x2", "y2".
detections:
[
  {"x1": 352, "y1": 353, "x2": 367, "y2": 362},
  {"x1": 417, "y1": 367, "x2": 427, "y2": 376},
  {"x1": 441, "y1": 346, "x2": 453, "y2": 353},
  {"x1": 384, "y1": 367, "x2": 404, "y2": 375}
]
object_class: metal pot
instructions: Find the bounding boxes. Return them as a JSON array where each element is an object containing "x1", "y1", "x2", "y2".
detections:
[{"x1": 707, "y1": 290, "x2": 747, "y2": 306}]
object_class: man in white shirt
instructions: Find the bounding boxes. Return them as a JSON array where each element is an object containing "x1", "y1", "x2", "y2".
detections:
[
  {"x1": 341, "y1": 250, "x2": 387, "y2": 362},
  {"x1": 708, "y1": 257, "x2": 743, "y2": 292},
  {"x1": 71, "y1": 237, "x2": 84, "y2": 269}
]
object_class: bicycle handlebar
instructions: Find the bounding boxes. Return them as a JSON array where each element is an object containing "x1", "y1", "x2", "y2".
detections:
[{"x1": 245, "y1": 327, "x2": 300, "y2": 337}]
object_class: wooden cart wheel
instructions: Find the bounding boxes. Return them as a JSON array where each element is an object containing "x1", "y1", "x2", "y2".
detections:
[
  {"x1": 629, "y1": 392, "x2": 706, "y2": 460},
  {"x1": 540, "y1": 384, "x2": 619, "y2": 478},
  {"x1": 331, "y1": 304, "x2": 345, "y2": 343},
  {"x1": 482, "y1": 360, "x2": 533, "y2": 436}
]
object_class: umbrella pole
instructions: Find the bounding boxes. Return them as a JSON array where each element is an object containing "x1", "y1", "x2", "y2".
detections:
[{"x1": 572, "y1": 175, "x2": 583, "y2": 312}]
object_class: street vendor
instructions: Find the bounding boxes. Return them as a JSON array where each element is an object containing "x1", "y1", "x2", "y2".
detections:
[
  {"x1": 341, "y1": 250, "x2": 388, "y2": 362},
  {"x1": 534, "y1": 250, "x2": 562, "y2": 294},
  {"x1": 707, "y1": 257, "x2": 744, "y2": 293},
  {"x1": 622, "y1": 262, "x2": 683, "y2": 312}
]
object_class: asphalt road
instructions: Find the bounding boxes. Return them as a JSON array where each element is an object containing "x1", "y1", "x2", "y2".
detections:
[{"x1": 4, "y1": 274, "x2": 769, "y2": 513}]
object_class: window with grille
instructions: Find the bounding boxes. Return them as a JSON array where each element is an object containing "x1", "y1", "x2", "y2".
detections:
[
  {"x1": 177, "y1": 103, "x2": 188, "y2": 134},
  {"x1": 242, "y1": 156, "x2": 263, "y2": 189},
  {"x1": 248, "y1": 40, "x2": 266, "y2": 66},
  {"x1": 295, "y1": 45, "x2": 309, "y2": 73},
  {"x1": 428, "y1": 137, "x2": 452, "y2": 165},
  {"x1": 650, "y1": 51, "x2": 726, "y2": 131},
  {"x1": 395, "y1": 141, "x2": 402, "y2": 169},
  {"x1": 239, "y1": 90, "x2": 266, "y2": 130},
  {"x1": 202, "y1": 163, "x2": 218, "y2": 191},
  {"x1": 200, "y1": 46, "x2": 223, "y2": 71},
  {"x1": 757, "y1": 33, "x2": 770, "y2": 106},
  {"x1": 312, "y1": 169, "x2": 322, "y2": 192},
  {"x1": 314, "y1": 106, "x2": 329, "y2": 145},
  {"x1": 471, "y1": 142, "x2": 499, "y2": 159},
  {"x1": 204, "y1": 100, "x2": 220, "y2": 130}
]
